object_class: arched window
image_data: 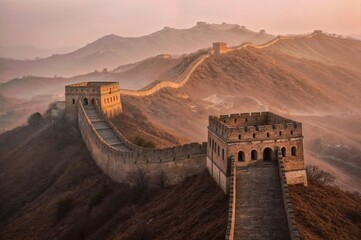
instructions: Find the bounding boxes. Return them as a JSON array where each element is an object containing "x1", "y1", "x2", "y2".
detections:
[
  {"x1": 253, "y1": 133, "x2": 256, "y2": 138},
  {"x1": 291, "y1": 146, "x2": 297, "y2": 156},
  {"x1": 281, "y1": 147, "x2": 286, "y2": 157},
  {"x1": 234, "y1": 118, "x2": 237, "y2": 123},
  {"x1": 218, "y1": 146, "x2": 220, "y2": 156},
  {"x1": 72, "y1": 99, "x2": 75, "y2": 104},
  {"x1": 104, "y1": 99, "x2": 106, "y2": 104},
  {"x1": 279, "y1": 131, "x2": 282, "y2": 136},
  {"x1": 222, "y1": 149, "x2": 224, "y2": 160},
  {"x1": 91, "y1": 98, "x2": 95, "y2": 105},
  {"x1": 238, "y1": 151, "x2": 245, "y2": 162},
  {"x1": 83, "y1": 98, "x2": 88, "y2": 105},
  {"x1": 245, "y1": 118, "x2": 248, "y2": 122},
  {"x1": 238, "y1": 135, "x2": 241, "y2": 140},
  {"x1": 208, "y1": 138, "x2": 211, "y2": 147},
  {"x1": 290, "y1": 130, "x2": 293, "y2": 135},
  {"x1": 251, "y1": 150, "x2": 258, "y2": 160},
  {"x1": 267, "y1": 132, "x2": 270, "y2": 137}
]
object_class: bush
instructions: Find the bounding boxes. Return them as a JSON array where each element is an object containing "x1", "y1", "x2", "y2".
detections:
[
  {"x1": 88, "y1": 184, "x2": 111, "y2": 209},
  {"x1": 128, "y1": 166, "x2": 149, "y2": 200},
  {"x1": 56, "y1": 197, "x2": 74, "y2": 220},
  {"x1": 133, "y1": 136, "x2": 155, "y2": 148},
  {"x1": 27, "y1": 112, "x2": 43, "y2": 127},
  {"x1": 306, "y1": 165, "x2": 335, "y2": 185}
]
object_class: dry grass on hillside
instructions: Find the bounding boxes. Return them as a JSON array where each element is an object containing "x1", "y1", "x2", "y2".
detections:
[
  {"x1": 0, "y1": 117, "x2": 227, "y2": 240},
  {"x1": 112, "y1": 98, "x2": 188, "y2": 148},
  {"x1": 289, "y1": 183, "x2": 361, "y2": 240}
]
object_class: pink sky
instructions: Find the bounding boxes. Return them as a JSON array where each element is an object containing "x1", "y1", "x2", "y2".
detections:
[{"x1": 0, "y1": 0, "x2": 360, "y2": 49}]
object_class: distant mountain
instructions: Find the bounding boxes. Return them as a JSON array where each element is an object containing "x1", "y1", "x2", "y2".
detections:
[
  {"x1": 0, "y1": 50, "x2": 204, "y2": 100},
  {"x1": 0, "y1": 22, "x2": 274, "y2": 83},
  {"x1": 0, "y1": 45, "x2": 77, "y2": 60}
]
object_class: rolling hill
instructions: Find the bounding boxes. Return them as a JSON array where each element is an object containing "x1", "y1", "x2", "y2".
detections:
[
  {"x1": 0, "y1": 22, "x2": 274, "y2": 83},
  {"x1": 117, "y1": 34, "x2": 361, "y2": 192}
]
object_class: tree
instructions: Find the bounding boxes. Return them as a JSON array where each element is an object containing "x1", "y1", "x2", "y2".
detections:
[
  {"x1": 27, "y1": 112, "x2": 43, "y2": 127},
  {"x1": 128, "y1": 166, "x2": 149, "y2": 197},
  {"x1": 306, "y1": 165, "x2": 335, "y2": 185}
]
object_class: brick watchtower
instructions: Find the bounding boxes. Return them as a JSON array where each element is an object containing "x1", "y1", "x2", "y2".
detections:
[
  {"x1": 207, "y1": 112, "x2": 307, "y2": 193},
  {"x1": 65, "y1": 82, "x2": 122, "y2": 121}
]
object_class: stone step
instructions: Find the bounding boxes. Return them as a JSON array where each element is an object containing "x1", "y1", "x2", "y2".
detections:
[{"x1": 233, "y1": 161, "x2": 290, "y2": 240}]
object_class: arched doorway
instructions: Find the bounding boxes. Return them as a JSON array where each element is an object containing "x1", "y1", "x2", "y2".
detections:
[
  {"x1": 251, "y1": 150, "x2": 258, "y2": 160},
  {"x1": 263, "y1": 147, "x2": 273, "y2": 161},
  {"x1": 238, "y1": 151, "x2": 245, "y2": 162},
  {"x1": 83, "y1": 98, "x2": 88, "y2": 105},
  {"x1": 91, "y1": 98, "x2": 95, "y2": 105}
]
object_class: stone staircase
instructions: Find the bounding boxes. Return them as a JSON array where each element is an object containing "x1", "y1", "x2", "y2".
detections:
[
  {"x1": 83, "y1": 105, "x2": 129, "y2": 151},
  {"x1": 233, "y1": 161, "x2": 290, "y2": 240}
]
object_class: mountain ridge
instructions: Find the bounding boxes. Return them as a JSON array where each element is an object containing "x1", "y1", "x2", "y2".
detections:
[{"x1": 0, "y1": 22, "x2": 274, "y2": 83}]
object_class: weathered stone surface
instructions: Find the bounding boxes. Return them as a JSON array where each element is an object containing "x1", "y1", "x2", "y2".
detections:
[{"x1": 233, "y1": 161, "x2": 290, "y2": 240}]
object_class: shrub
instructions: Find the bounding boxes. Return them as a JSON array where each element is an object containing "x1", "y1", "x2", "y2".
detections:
[
  {"x1": 306, "y1": 165, "x2": 335, "y2": 185},
  {"x1": 56, "y1": 197, "x2": 74, "y2": 220},
  {"x1": 128, "y1": 166, "x2": 149, "y2": 200},
  {"x1": 88, "y1": 184, "x2": 111, "y2": 209},
  {"x1": 27, "y1": 112, "x2": 43, "y2": 127},
  {"x1": 133, "y1": 136, "x2": 155, "y2": 148},
  {"x1": 157, "y1": 170, "x2": 167, "y2": 189}
]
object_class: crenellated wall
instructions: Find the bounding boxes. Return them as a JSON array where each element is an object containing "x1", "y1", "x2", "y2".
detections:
[
  {"x1": 277, "y1": 149, "x2": 301, "y2": 240},
  {"x1": 119, "y1": 53, "x2": 210, "y2": 97},
  {"x1": 78, "y1": 101, "x2": 207, "y2": 186}
]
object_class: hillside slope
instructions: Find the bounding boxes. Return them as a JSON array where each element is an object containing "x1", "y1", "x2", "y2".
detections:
[
  {"x1": 0, "y1": 22, "x2": 274, "y2": 82},
  {"x1": 120, "y1": 34, "x2": 361, "y2": 192},
  {"x1": 0, "y1": 117, "x2": 227, "y2": 240},
  {"x1": 289, "y1": 183, "x2": 361, "y2": 240}
]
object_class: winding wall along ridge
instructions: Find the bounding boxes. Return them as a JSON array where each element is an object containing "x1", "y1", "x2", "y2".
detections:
[
  {"x1": 78, "y1": 101, "x2": 206, "y2": 185},
  {"x1": 118, "y1": 31, "x2": 320, "y2": 98},
  {"x1": 77, "y1": 32, "x2": 314, "y2": 237},
  {"x1": 119, "y1": 53, "x2": 210, "y2": 97}
]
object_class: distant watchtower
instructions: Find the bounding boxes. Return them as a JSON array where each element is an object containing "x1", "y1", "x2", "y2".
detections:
[
  {"x1": 207, "y1": 112, "x2": 307, "y2": 193},
  {"x1": 65, "y1": 82, "x2": 122, "y2": 120},
  {"x1": 213, "y1": 42, "x2": 228, "y2": 54}
]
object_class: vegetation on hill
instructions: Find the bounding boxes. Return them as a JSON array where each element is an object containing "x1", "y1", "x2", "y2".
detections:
[
  {"x1": 0, "y1": 116, "x2": 227, "y2": 239},
  {"x1": 289, "y1": 183, "x2": 361, "y2": 240}
]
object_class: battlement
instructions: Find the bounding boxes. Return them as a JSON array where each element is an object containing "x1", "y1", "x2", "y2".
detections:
[
  {"x1": 213, "y1": 42, "x2": 228, "y2": 54},
  {"x1": 208, "y1": 112, "x2": 302, "y2": 142},
  {"x1": 207, "y1": 112, "x2": 306, "y2": 192},
  {"x1": 65, "y1": 81, "x2": 122, "y2": 120},
  {"x1": 314, "y1": 30, "x2": 323, "y2": 34}
]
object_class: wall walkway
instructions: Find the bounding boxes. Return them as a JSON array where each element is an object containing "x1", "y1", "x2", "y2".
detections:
[
  {"x1": 75, "y1": 32, "x2": 316, "y2": 239},
  {"x1": 233, "y1": 161, "x2": 290, "y2": 239}
]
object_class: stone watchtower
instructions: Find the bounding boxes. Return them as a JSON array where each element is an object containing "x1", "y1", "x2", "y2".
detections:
[
  {"x1": 207, "y1": 112, "x2": 307, "y2": 193},
  {"x1": 213, "y1": 42, "x2": 228, "y2": 54},
  {"x1": 65, "y1": 82, "x2": 122, "y2": 120}
]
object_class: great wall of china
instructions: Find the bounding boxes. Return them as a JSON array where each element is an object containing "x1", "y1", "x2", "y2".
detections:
[{"x1": 65, "y1": 31, "x2": 323, "y2": 239}]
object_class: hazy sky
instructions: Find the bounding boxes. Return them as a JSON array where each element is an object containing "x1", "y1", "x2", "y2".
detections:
[{"x1": 0, "y1": 0, "x2": 360, "y2": 49}]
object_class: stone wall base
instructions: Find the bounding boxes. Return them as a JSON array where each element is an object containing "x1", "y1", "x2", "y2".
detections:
[
  {"x1": 206, "y1": 156, "x2": 228, "y2": 193},
  {"x1": 285, "y1": 169, "x2": 308, "y2": 186}
]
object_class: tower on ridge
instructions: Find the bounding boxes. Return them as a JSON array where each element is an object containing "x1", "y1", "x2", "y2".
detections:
[
  {"x1": 65, "y1": 82, "x2": 122, "y2": 121},
  {"x1": 207, "y1": 112, "x2": 307, "y2": 193}
]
